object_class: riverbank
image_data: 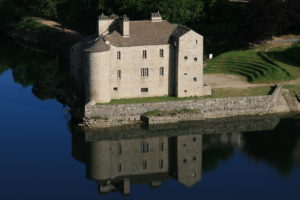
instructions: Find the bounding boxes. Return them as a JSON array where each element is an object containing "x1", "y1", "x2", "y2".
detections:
[
  {"x1": 1, "y1": 17, "x2": 82, "y2": 58},
  {"x1": 82, "y1": 85, "x2": 300, "y2": 129}
]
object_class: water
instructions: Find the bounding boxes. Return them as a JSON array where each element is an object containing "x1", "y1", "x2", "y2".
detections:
[{"x1": 1, "y1": 37, "x2": 300, "y2": 199}]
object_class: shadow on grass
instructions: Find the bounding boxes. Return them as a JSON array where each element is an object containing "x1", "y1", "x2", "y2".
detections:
[{"x1": 265, "y1": 45, "x2": 300, "y2": 69}]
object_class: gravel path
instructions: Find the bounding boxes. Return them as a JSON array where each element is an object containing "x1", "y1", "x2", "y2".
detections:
[{"x1": 204, "y1": 74, "x2": 300, "y2": 88}]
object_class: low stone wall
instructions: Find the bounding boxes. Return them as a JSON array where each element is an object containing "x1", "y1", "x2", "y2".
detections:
[{"x1": 84, "y1": 85, "x2": 289, "y2": 127}]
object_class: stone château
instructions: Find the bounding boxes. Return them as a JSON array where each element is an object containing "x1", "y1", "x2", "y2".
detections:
[{"x1": 71, "y1": 12, "x2": 211, "y2": 103}]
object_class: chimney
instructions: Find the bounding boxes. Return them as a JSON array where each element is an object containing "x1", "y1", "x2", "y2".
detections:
[
  {"x1": 98, "y1": 13, "x2": 118, "y2": 36},
  {"x1": 120, "y1": 15, "x2": 130, "y2": 37},
  {"x1": 151, "y1": 12, "x2": 162, "y2": 22}
]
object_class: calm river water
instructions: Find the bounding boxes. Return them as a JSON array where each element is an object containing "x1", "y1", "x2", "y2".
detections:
[{"x1": 1, "y1": 37, "x2": 300, "y2": 199}]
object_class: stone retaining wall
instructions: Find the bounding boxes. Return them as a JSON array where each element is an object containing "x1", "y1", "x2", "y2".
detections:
[{"x1": 84, "y1": 85, "x2": 288, "y2": 127}]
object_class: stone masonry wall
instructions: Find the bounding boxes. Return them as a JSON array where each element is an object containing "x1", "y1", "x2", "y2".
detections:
[{"x1": 85, "y1": 85, "x2": 283, "y2": 124}]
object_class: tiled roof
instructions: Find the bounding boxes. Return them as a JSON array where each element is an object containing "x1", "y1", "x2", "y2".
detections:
[{"x1": 84, "y1": 20, "x2": 192, "y2": 52}]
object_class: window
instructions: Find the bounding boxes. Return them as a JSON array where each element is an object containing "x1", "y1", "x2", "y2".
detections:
[
  {"x1": 184, "y1": 73, "x2": 187, "y2": 75},
  {"x1": 195, "y1": 40, "x2": 198, "y2": 44},
  {"x1": 193, "y1": 157, "x2": 197, "y2": 161},
  {"x1": 141, "y1": 88, "x2": 149, "y2": 93},
  {"x1": 141, "y1": 68, "x2": 149, "y2": 77},
  {"x1": 117, "y1": 70, "x2": 121, "y2": 78},
  {"x1": 143, "y1": 160, "x2": 147, "y2": 170},
  {"x1": 193, "y1": 77, "x2": 197, "y2": 82},
  {"x1": 159, "y1": 142, "x2": 164, "y2": 152},
  {"x1": 117, "y1": 144, "x2": 122, "y2": 154},
  {"x1": 159, "y1": 160, "x2": 164, "y2": 169},
  {"x1": 184, "y1": 56, "x2": 188, "y2": 60},
  {"x1": 141, "y1": 143, "x2": 149, "y2": 152},
  {"x1": 143, "y1": 50, "x2": 147, "y2": 59},
  {"x1": 159, "y1": 67, "x2": 164, "y2": 76},
  {"x1": 193, "y1": 137, "x2": 196, "y2": 142},
  {"x1": 184, "y1": 90, "x2": 187, "y2": 93},
  {"x1": 117, "y1": 51, "x2": 121, "y2": 60},
  {"x1": 183, "y1": 159, "x2": 187, "y2": 163},
  {"x1": 194, "y1": 57, "x2": 198, "y2": 61},
  {"x1": 113, "y1": 87, "x2": 118, "y2": 91},
  {"x1": 160, "y1": 49, "x2": 164, "y2": 57},
  {"x1": 118, "y1": 163, "x2": 122, "y2": 172}
]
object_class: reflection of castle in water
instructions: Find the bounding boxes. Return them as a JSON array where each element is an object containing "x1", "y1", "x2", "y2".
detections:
[
  {"x1": 72, "y1": 116, "x2": 281, "y2": 195},
  {"x1": 90, "y1": 135, "x2": 202, "y2": 194}
]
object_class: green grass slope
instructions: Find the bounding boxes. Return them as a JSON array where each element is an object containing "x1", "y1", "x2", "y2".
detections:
[{"x1": 205, "y1": 44, "x2": 300, "y2": 83}]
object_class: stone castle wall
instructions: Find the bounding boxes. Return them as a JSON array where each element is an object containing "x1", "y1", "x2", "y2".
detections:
[
  {"x1": 176, "y1": 30, "x2": 204, "y2": 97},
  {"x1": 109, "y1": 44, "x2": 175, "y2": 100},
  {"x1": 84, "y1": 85, "x2": 288, "y2": 127}
]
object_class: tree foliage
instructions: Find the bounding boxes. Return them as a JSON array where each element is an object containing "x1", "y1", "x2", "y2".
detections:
[{"x1": 1, "y1": 0, "x2": 300, "y2": 44}]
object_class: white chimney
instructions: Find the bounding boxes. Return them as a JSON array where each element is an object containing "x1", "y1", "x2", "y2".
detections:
[
  {"x1": 151, "y1": 12, "x2": 162, "y2": 22},
  {"x1": 98, "y1": 13, "x2": 118, "y2": 36},
  {"x1": 120, "y1": 15, "x2": 130, "y2": 37}
]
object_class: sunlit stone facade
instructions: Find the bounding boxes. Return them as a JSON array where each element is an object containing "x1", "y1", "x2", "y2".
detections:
[{"x1": 71, "y1": 12, "x2": 210, "y2": 103}]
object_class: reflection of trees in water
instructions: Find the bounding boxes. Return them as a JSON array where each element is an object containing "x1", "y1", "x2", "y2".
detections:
[
  {"x1": 202, "y1": 134, "x2": 235, "y2": 172},
  {"x1": 242, "y1": 118, "x2": 300, "y2": 176},
  {"x1": 0, "y1": 36, "x2": 81, "y2": 108}
]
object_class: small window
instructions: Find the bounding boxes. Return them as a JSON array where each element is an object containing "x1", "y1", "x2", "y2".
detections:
[
  {"x1": 159, "y1": 142, "x2": 164, "y2": 152},
  {"x1": 184, "y1": 56, "x2": 188, "y2": 60},
  {"x1": 183, "y1": 159, "x2": 187, "y2": 163},
  {"x1": 184, "y1": 90, "x2": 187, "y2": 93},
  {"x1": 141, "y1": 143, "x2": 149, "y2": 152},
  {"x1": 141, "y1": 88, "x2": 148, "y2": 92},
  {"x1": 117, "y1": 144, "x2": 122, "y2": 154},
  {"x1": 118, "y1": 163, "x2": 122, "y2": 172},
  {"x1": 193, "y1": 77, "x2": 197, "y2": 82},
  {"x1": 193, "y1": 137, "x2": 196, "y2": 142},
  {"x1": 143, "y1": 160, "x2": 147, "y2": 170},
  {"x1": 117, "y1": 51, "x2": 121, "y2": 60},
  {"x1": 184, "y1": 73, "x2": 187, "y2": 75},
  {"x1": 113, "y1": 87, "x2": 118, "y2": 91},
  {"x1": 195, "y1": 40, "x2": 198, "y2": 44},
  {"x1": 160, "y1": 49, "x2": 164, "y2": 57},
  {"x1": 194, "y1": 57, "x2": 198, "y2": 61},
  {"x1": 143, "y1": 50, "x2": 147, "y2": 59},
  {"x1": 159, "y1": 67, "x2": 164, "y2": 76},
  {"x1": 193, "y1": 157, "x2": 197, "y2": 161},
  {"x1": 117, "y1": 70, "x2": 121, "y2": 78},
  {"x1": 159, "y1": 160, "x2": 164, "y2": 169},
  {"x1": 141, "y1": 68, "x2": 149, "y2": 77}
]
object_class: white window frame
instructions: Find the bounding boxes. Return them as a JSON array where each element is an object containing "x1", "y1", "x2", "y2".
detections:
[
  {"x1": 160, "y1": 49, "x2": 164, "y2": 57},
  {"x1": 159, "y1": 67, "x2": 164, "y2": 76},
  {"x1": 141, "y1": 68, "x2": 149, "y2": 77}
]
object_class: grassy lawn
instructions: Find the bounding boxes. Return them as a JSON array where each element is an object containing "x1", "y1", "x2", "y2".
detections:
[
  {"x1": 205, "y1": 44, "x2": 300, "y2": 83},
  {"x1": 98, "y1": 86, "x2": 273, "y2": 105}
]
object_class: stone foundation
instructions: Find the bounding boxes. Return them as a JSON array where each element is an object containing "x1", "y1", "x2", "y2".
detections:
[{"x1": 83, "y1": 85, "x2": 299, "y2": 129}]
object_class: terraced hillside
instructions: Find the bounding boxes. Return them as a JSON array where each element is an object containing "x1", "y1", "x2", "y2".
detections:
[{"x1": 205, "y1": 44, "x2": 300, "y2": 83}]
